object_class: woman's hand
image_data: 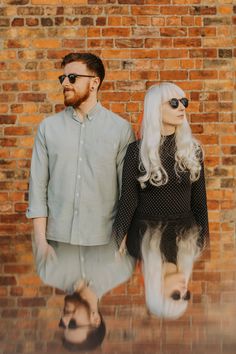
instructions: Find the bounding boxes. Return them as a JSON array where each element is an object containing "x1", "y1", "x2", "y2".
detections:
[{"x1": 119, "y1": 235, "x2": 127, "y2": 255}]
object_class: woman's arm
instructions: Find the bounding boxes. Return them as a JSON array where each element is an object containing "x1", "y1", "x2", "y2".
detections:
[
  {"x1": 191, "y1": 159, "x2": 209, "y2": 249},
  {"x1": 113, "y1": 142, "x2": 140, "y2": 247}
]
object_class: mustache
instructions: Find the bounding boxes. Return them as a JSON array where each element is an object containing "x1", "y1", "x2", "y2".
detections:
[{"x1": 63, "y1": 88, "x2": 74, "y2": 93}]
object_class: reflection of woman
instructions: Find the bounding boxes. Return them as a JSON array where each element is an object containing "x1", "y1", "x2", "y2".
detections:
[{"x1": 113, "y1": 82, "x2": 209, "y2": 319}]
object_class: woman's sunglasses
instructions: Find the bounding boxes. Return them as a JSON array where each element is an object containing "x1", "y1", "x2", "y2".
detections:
[
  {"x1": 171, "y1": 290, "x2": 191, "y2": 301},
  {"x1": 169, "y1": 97, "x2": 189, "y2": 109},
  {"x1": 58, "y1": 73, "x2": 95, "y2": 85}
]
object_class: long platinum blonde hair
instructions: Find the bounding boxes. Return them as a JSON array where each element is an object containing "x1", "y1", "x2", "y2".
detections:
[
  {"x1": 138, "y1": 82, "x2": 202, "y2": 188},
  {"x1": 141, "y1": 226, "x2": 201, "y2": 319}
]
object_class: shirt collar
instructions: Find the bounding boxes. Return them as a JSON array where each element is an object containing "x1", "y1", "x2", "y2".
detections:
[{"x1": 70, "y1": 102, "x2": 102, "y2": 123}]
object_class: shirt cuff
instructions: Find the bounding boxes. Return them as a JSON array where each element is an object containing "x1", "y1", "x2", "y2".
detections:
[{"x1": 26, "y1": 206, "x2": 48, "y2": 219}]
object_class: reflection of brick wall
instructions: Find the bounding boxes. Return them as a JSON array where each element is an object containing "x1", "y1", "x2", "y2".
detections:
[{"x1": 0, "y1": 0, "x2": 235, "y2": 347}]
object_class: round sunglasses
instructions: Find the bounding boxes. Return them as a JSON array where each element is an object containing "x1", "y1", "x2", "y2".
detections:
[
  {"x1": 168, "y1": 97, "x2": 189, "y2": 109},
  {"x1": 58, "y1": 73, "x2": 96, "y2": 85},
  {"x1": 171, "y1": 290, "x2": 191, "y2": 301},
  {"x1": 59, "y1": 318, "x2": 94, "y2": 330}
]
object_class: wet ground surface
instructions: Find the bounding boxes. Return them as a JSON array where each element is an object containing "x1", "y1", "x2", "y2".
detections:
[{"x1": 1, "y1": 298, "x2": 236, "y2": 354}]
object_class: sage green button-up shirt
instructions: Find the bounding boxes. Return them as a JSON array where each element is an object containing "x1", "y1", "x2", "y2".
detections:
[{"x1": 26, "y1": 102, "x2": 135, "y2": 246}]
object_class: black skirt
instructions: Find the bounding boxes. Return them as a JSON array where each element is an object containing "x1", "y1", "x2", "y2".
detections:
[{"x1": 126, "y1": 212, "x2": 199, "y2": 262}]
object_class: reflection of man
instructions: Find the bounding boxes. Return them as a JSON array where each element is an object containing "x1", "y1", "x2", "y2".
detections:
[
  {"x1": 26, "y1": 52, "x2": 135, "y2": 349},
  {"x1": 59, "y1": 287, "x2": 106, "y2": 351}
]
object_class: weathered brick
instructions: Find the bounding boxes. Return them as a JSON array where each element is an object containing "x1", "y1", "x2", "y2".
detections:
[
  {"x1": 0, "y1": 115, "x2": 17, "y2": 124},
  {"x1": 0, "y1": 276, "x2": 17, "y2": 286},
  {"x1": 4, "y1": 127, "x2": 32, "y2": 136},
  {"x1": 17, "y1": 297, "x2": 46, "y2": 307},
  {"x1": 161, "y1": 27, "x2": 187, "y2": 37},
  {"x1": 219, "y1": 49, "x2": 232, "y2": 58},
  {"x1": 18, "y1": 93, "x2": 46, "y2": 102},
  {"x1": 11, "y1": 18, "x2": 24, "y2": 26},
  {"x1": 190, "y1": 6, "x2": 217, "y2": 15},
  {"x1": 62, "y1": 39, "x2": 85, "y2": 48}
]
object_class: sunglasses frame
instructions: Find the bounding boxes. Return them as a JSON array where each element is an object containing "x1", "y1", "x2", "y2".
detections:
[
  {"x1": 168, "y1": 97, "x2": 189, "y2": 109},
  {"x1": 58, "y1": 73, "x2": 96, "y2": 85}
]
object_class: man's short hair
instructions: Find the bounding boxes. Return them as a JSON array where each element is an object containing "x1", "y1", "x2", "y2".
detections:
[
  {"x1": 61, "y1": 52, "x2": 105, "y2": 90},
  {"x1": 62, "y1": 312, "x2": 106, "y2": 352}
]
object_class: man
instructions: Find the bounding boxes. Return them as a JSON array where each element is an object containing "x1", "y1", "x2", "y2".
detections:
[
  {"x1": 59, "y1": 286, "x2": 106, "y2": 351},
  {"x1": 27, "y1": 52, "x2": 135, "y2": 349}
]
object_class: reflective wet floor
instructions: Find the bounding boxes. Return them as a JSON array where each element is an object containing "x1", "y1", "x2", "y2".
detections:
[{"x1": 1, "y1": 303, "x2": 236, "y2": 354}]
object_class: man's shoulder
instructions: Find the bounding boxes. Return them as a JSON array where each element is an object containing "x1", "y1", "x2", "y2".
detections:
[
  {"x1": 41, "y1": 109, "x2": 66, "y2": 126},
  {"x1": 100, "y1": 105, "x2": 131, "y2": 129}
]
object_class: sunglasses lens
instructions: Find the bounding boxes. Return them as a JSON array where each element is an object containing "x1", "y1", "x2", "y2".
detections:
[
  {"x1": 58, "y1": 75, "x2": 66, "y2": 84},
  {"x1": 183, "y1": 290, "x2": 191, "y2": 301},
  {"x1": 68, "y1": 319, "x2": 77, "y2": 329},
  {"x1": 180, "y1": 98, "x2": 189, "y2": 108},
  {"x1": 68, "y1": 74, "x2": 76, "y2": 84},
  {"x1": 169, "y1": 98, "x2": 179, "y2": 109},
  {"x1": 171, "y1": 291, "x2": 181, "y2": 301}
]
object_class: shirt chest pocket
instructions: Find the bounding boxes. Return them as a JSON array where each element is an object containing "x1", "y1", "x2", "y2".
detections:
[{"x1": 85, "y1": 140, "x2": 117, "y2": 168}]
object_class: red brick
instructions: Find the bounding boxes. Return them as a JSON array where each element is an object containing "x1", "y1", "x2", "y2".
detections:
[
  {"x1": 18, "y1": 93, "x2": 46, "y2": 102},
  {"x1": 0, "y1": 276, "x2": 17, "y2": 286},
  {"x1": 17, "y1": 297, "x2": 46, "y2": 307},
  {"x1": 4, "y1": 127, "x2": 32, "y2": 136}
]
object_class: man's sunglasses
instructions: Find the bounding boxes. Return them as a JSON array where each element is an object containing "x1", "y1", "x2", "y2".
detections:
[
  {"x1": 58, "y1": 318, "x2": 93, "y2": 330},
  {"x1": 168, "y1": 97, "x2": 189, "y2": 109},
  {"x1": 58, "y1": 73, "x2": 96, "y2": 85},
  {"x1": 171, "y1": 290, "x2": 191, "y2": 301}
]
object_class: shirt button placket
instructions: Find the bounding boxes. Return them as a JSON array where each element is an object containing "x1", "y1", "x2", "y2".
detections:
[
  {"x1": 71, "y1": 122, "x2": 84, "y2": 243},
  {"x1": 79, "y1": 247, "x2": 86, "y2": 280}
]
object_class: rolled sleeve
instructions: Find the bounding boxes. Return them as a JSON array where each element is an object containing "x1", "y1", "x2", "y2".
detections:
[{"x1": 26, "y1": 122, "x2": 49, "y2": 219}]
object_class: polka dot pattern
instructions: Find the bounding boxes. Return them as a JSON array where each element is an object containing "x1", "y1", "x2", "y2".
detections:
[{"x1": 113, "y1": 134, "x2": 209, "y2": 261}]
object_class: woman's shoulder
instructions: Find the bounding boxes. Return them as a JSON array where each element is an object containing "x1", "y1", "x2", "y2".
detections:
[
  {"x1": 127, "y1": 140, "x2": 141, "y2": 157},
  {"x1": 128, "y1": 139, "x2": 141, "y2": 150}
]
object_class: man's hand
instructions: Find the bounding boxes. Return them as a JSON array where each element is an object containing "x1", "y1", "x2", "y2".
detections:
[
  {"x1": 33, "y1": 217, "x2": 56, "y2": 262},
  {"x1": 35, "y1": 237, "x2": 57, "y2": 262}
]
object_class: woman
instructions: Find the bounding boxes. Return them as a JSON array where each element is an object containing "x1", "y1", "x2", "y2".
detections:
[{"x1": 113, "y1": 82, "x2": 209, "y2": 319}]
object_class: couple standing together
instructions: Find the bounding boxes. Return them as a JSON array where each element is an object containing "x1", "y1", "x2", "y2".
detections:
[{"x1": 27, "y1": 52, "x2": 209, "y2": 351}]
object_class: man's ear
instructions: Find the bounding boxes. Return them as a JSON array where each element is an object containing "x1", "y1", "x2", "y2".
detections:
[
  {"x1": 90, "y1": 77, "x2": 100, "y2": 91},
  {"x1": 90, "y1": 311, "x2": 101, "y2": 328}
]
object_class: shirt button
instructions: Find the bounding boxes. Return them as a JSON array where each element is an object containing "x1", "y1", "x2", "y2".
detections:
[
  {"x1": 76, "y1": 193, "x2": 79, "y2": 197},
  {"x1": 75, "y1": 210, "x2": 78, "y2": 214},
  {"x1": 77, "y1": 175, "x2": 81, "y2": 179},
  {"x1": 80, "y1": 140, "x2": 84, "y2": 144},
  {"x1": 79, "y1": 158, "x2": 82, "y2": 161},
  {"x1": 82, "y1": 272, "x2": 86, "y2": 278}
]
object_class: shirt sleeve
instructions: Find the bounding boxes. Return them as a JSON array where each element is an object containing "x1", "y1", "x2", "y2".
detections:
[
  {"x1": 191, "y1": 158, "x2": 209, "y2": 250},
  {"x1": 26, "y1": 122, "x2": 49, "y2": 218},
  {"x1": 116, "y1": 123, "x2": 135, "y2": 197},
  {"x1": 113, "y1": 142, "x2": 140, "y2": 247}
]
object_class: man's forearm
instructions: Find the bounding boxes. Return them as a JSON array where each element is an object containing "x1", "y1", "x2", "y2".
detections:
[{"x1": 33, "y1": 217, "x2": 47, "y2": 244}]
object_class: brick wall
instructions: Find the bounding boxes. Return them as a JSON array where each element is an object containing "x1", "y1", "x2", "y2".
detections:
[{"x1": 0, "y1": 0, "x2": 235, "y2": 352}]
